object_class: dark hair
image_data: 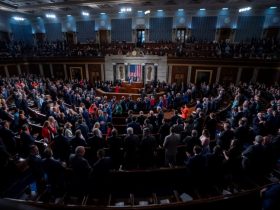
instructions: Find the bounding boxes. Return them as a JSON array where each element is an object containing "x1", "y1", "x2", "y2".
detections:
[
  {"x1": 193, "y1": 145, "x2": 202, "y2": 154},
  {"x1": 44, "y1": 148, "x2": 53, "y2": 158},
  {"x1": 112, "y1": 128, "x2": 118, "y2": 136},
  {"x1": 97, "y1": 149, "x2": 105, "y2": 159},
  {"x1": 58, "y1": 127, "x2": 64, "y2": 135}
]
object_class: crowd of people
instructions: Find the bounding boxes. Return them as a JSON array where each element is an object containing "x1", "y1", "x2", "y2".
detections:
[
  {"x1": 0, "y1": 75, "x2": 279, "y2": 207},
  {"x1": 0, "y1": 37, "x2": 279, "y2": 60}
]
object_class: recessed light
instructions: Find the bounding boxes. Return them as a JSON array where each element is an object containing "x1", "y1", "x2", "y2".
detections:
[{"x1": 239, "y1": 7, "x2": 251, "y2": 13}]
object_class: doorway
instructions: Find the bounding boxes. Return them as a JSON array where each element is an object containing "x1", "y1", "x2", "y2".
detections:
[
  {"x1": 136, "y1": 29, "x2": 145, "y2": 47},
  {"x1": 195, "y1": 70, "x2": 212, "y2": 84},
  {"x1": 99, "y1": 30, "x2": 108, "y2": 44},
  {"x1": 70, "y1": 67, "x2": 83, "y2": 80},
  {"x1": 65, "y1": 32, "x2": 77, "y2": 44},
  {"x1": 176, "y1": 28, "x2": 186, "y2": 43},
  {"x1": 218, "y1": 28, "x2": 231, "y2": 42}
]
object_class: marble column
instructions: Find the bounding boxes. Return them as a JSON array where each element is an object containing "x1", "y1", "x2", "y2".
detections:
[
  {"x1": 85, "y1": 64, "x2": 89, "y2": 81},
  {"x1": 187, "y1": 66, "x2": 192, "y2": 84},
  {"x1": 252, "y1": 67, "x2": 259, "y2": 83},
  {"x1": 4, "y1": 65, "x2": 9, "y2": 77},
  {"x1": 236, "y1": 67, "x2": 242, "y2": 85},
  {"x1": 49, "y1": 64, "x2": 54, "y2": 78},
  {"x1": 216, "y1": 67, "x2": 221, "y2": 84},
  {"x1": 63, "y1": 64, "x2": 67, "y2": 79},
  {"x1": 17, "y1": 64, "x2": 21, "y2": 75},
  {"x1": 39, "y1": 64, "x2": 44, "y2": 77},
  {"x1": 168, "y1": 64, "x2": 172, "y2": 84}
]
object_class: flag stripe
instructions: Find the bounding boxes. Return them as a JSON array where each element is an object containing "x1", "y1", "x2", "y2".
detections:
[{"x1": 129, "y1": 64, "x2": 142, "y2": 81}]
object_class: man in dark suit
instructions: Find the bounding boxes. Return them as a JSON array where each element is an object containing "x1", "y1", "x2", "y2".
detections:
[
  {"x1": 0, "y1": 121, "x2": 16, "y2": 156},
  {"x1": 127, "y1": 116, "x2": 142, "y2": 135},
  {"x1": 20, "y1": 124, "x2": 35, "y2": 158},
  {"x1": 217, "y1": 122, "x2": 235, "y2": 150},
  {"x1": 123, "y1": 127, "x2": 139, "y2": 169},
  {"x1": 70, "y1": 129, "x2": 87, "y2": 153},
  {"x1": 69, "y1": 146, "x2": 92, "y2": 195},
  {"x1": 87, "y1": 128, "x2": 105, "y2": 165},
  {"x1": 107, "y1": 129, "x2": 122, "y2": 170},
  {"x1": 139, "y1": 128, "x2": 157, "y2": 169},
  {"x1": 27, "y1": 145, "x2": 45, "y2": 195},
  {"x1": 185, "y1": 145, "x2": 206, "y2": 187},
  {"x1": 75, "y1": 118, "x2": 89, "y2": 140},
  {"x1": 242, "y1": 135, "x2": 265, "y2": 177},
  {"x1": 42, "y1": 148, "x2": 66, "y2": 196},
  {"x1": 183, "y1": 129, "x2": 201, "y2": 156},
  {"x1": 234, "y1": 118, "x2": 253, "y2": 147},
  {"x1": 91, "y1": 149, "x2": 112, "y2": 194},
  {"x1": 52, "y1": 127, "x2": 71, "y2": 162}
]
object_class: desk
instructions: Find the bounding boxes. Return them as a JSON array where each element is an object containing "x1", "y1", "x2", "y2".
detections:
[{"x1": 96, "y1": 89, "x2": 165, "y2": 100}]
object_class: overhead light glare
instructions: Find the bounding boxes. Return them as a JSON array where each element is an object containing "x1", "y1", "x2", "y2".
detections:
[
  {"x1": 200, "y1": 8, "x2": 206, "y2": 11},
  {"x1": 178, "y1": 9, "x2": 184, "y2": 12},
  {"x1": 270, "y1": 6, "x2": 277, "y2": 9},
  {"x1": 239, "y1": 7, "x2": 251, "y2": 13},
  {"x1": 157, "y1": 9, "x2": 163, "y2": 12},
  {"x1": 82, "y1": 11, "x2": 89, "y2": 16},
  {"x1": 46, "y1": 13, "x2": 56, "y2": 18},
  {"x1": 120, "y1": 7, "x2": 132, "y2": 13},
  {"x1": 222, "y1": 8, "x2": 228, "y2": 10},
  {"x1": 144, "y1": 10, "x2": 150, "y2": 15},
  {"x1": 13, "y1": 16, "x2": 25, "y2": 21}
]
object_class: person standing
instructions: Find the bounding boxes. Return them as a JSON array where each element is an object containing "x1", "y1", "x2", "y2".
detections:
[{"x1": 163, "y1": 126, "x2": 180, "y2": 167}]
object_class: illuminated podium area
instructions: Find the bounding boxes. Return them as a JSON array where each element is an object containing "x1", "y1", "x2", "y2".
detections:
[
  {"x1": 113, "y1": 82, "x2": 144, "y2": 94},
  {"x1": 96, "y1": 82, "x2": 164, "y2": 100}
]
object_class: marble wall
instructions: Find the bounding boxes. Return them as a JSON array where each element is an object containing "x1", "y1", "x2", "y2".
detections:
[{"x1": 104, "y1": 54, "x2": 168, "y2": 83}]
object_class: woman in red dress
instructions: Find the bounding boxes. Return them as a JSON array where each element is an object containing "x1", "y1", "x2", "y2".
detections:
[
  {"x1": 180, "y1": 104, "x2": 189, "y2": 120},
  {"x1": 115, "y1": 84, "x2": 120, "y2": 93}
]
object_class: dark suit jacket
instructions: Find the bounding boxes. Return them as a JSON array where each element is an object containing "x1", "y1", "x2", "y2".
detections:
[
  {"x1": 53, "y1": 134, "x2": 71, "y2": 161},
  {"x1": 0, "y1": 127, "x2": 16, "y2": 155},
  {"x1": 20, "y1": 132, "x2": 35, "y2": 158}
]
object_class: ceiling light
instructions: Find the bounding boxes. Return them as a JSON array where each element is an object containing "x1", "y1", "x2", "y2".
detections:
[
  {"x1": 239, "y1": 7, "x2": 251, "y2": 13},
  {"x1": 222, "y1": 8, "x2": 228, "y2": 10},
  {"x1": 100, "y1": 12, "x2": 106, "y2": 15},
  {"x1": 13, "y1": 16, "x2": 25, "y2": 21},
  {"x1": 157, "y1": 9, "x2": 163, "y2": 12},
  {"x1": 46, "y1": 13, "x2": 56, "y2": 18},
  {"x1": 144, "y1": 10, "x2": 150, "y2": 15},
  {"x1": 120, "y1": 7, "x2": 132, "y2": 13},
  {"x1": 138, "y1": 11, "x2": 143, "y2": 13},
  {"x1": 270, "y1": 6, "x2": 277, "y2": 9},
  {"x1": 178, "y1": 9, "x2": 184, "y2": 12},
  {"x1": 82, "y1": 11, "x2": 89, "y2": 16},
  {"x1": 200, "y1": 8, "x2": 206, "y2": 11}
]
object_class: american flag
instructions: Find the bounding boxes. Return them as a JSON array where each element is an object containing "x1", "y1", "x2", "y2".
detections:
[{"x1": 129, "y1": 64, "x2": 142, "y2": 81}]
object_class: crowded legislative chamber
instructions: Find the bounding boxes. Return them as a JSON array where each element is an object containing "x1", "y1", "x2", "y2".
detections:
[{"x1": 0, "y1": 0, "x2": 280, "y2": 210}]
